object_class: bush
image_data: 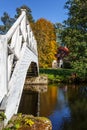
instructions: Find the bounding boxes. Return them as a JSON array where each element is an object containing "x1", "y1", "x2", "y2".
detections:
[{"x1": 39, "y1": 68, "x2": 87, "y2": 83}]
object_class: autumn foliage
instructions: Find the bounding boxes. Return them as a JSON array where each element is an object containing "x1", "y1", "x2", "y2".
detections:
[{"x1": 33, "y1": 18, "x2": 57, "y2": 68}]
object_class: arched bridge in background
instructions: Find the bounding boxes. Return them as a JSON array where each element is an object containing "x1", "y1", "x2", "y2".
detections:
[{"x1": 0, "y1": 9, "x2": 39, "y2": 125}]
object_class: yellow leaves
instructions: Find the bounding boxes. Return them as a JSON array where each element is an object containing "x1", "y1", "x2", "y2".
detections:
[
  {"x1": 33, "y1": 18, "x2": 57, "y2": 68},
  {"x1": 14, "y1": 123, "x2": 20, "y2": 129},
  {"x1": 24, "y1": 118, "x2": 34, "y2": 127},
  {"x1": 37, "y1": 117, "x2": 51, "y2": 124}
]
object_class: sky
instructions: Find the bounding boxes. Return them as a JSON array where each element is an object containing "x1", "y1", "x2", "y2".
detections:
[{"x1": 0, "y1": 0, "x2": 68, "y2": 24}]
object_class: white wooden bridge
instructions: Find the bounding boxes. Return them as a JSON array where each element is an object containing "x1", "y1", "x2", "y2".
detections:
[{"x1": 0, "y1": 9, "x2": 39, "y2": 125}]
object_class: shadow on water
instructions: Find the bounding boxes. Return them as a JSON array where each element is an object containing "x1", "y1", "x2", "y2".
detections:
[
  {"x1": 18, "y1": 84, "x2": 87, "y2": 130},
  {"x1": 18, "y1": 90, "x2": 38, "y2": 116}
]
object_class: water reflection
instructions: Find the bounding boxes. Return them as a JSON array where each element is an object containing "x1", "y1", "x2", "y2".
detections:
[
  {"x1": 18, "y1": 90, "x2": 38, "y2": 116},
  {"x1": 18, "y1": 84, "x2": 87, "y2": 130},
  {"x1": 48, "y1": 86, "x2": 71, "y2": 130},
  {"x1": 40, "y1": 85, "x2": 58, "y2": 116},
  {"x1": 65, "y1": 84, "x2": 87, "y2": 130}
]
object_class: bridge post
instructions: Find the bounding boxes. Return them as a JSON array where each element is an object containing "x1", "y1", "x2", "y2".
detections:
[{"x1": 0, "y1": 36, "x2": 8, "y2": 102}]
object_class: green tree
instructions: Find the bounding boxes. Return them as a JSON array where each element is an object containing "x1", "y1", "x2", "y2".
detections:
[
  {"x1": 62, "y1": 0, "x2": 87, "y2": 72},
  {"x1": 0, "y1": 12, "x2": 15, "y2": 34},
  {"x1": 0, "y1": 5, "x2": 34, "y2": 34},
  {"x1": 15, "y1": 5, "x2": 35, "y2": 23}
]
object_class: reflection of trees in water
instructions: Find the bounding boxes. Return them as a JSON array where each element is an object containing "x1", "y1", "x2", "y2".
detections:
[
  {"x1": 40, "y1": 86, "x2": 58, "y2": 116},
  {"x1": 79, "y1": 86, "x2": 87, "y2": 97},
  {"x1": 18, "y1": 84, "x2": 87, "y2": 130},
  {"x1": 49, "y1": 86, "x2": 71, "y2": 130},
  {"x1": 63, "y1": 85, "x2": 87, "y2": 130},
  {"x1": 18, "y1": 90, "x2": 38, "y2": 116}
]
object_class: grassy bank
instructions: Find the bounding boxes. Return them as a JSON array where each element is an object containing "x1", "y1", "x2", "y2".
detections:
[{"x1": 39, "y1": 68, "x2": 87, "y2": 83}]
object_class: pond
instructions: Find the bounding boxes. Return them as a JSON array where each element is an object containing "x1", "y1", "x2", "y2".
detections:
[{"x1": 18, "y1": 84, "x2": 87, "y2": 130}]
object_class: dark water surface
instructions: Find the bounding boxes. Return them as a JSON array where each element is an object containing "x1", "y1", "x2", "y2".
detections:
[{"x1": 18, "y1": 84, "x2": 87, "y2": 130}]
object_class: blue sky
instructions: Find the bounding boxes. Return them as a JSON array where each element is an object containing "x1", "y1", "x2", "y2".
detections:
[{"x1": 0, "y1": 0, "x2": 68, "y2": 24}]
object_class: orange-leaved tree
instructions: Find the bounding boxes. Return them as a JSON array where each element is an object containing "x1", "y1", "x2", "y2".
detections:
[{"x1": 33, "y1": 18, "x2": 57, "y2": 68}]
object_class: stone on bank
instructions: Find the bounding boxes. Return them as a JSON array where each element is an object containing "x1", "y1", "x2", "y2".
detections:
[{"x1": 2, "y1": 114, "x2": 52, "y2": 130}]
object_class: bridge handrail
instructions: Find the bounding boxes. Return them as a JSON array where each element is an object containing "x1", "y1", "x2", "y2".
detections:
[
  {"x1": 6, "y1": 10, "x2": 26, "y2": 42},
  {"x1": 5, "y1": 9, "x2": 37, "y2": 56}
]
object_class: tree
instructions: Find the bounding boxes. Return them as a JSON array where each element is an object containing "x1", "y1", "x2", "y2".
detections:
[
  {"x1": 62, "y1": 0, "x2": 87, "y2": 71},
  {"x1": 15, "y1": 5, "x2": 35, "y2": 23},
  {"x1": 33, "y1": 18, "x2": 57, "y2": 68},
  {"x1": 0, "y1": 12, "x2": 15, "y2": 34},
  {"x1": 0, "y1": 5, "x2": 34, "y2": 34}
]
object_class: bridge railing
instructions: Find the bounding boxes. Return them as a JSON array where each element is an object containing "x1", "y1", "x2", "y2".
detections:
[
  {"x1": 6, "y1": 9, "x2": 37, "y2": 57},
  {"x1": 0, "y1": 9, "x2": 38, "y2": 103}
]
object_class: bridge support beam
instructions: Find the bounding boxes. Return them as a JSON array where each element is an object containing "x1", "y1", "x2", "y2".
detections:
[{"x1": 0, "y1": 36, "x2": 8, "y2": 103}]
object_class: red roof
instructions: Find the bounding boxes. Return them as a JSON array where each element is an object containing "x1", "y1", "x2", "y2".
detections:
[{"x1": 58, "y1": 46, "x2": 69, "y2": 53}]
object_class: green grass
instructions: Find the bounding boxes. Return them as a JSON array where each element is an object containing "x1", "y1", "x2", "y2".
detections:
[{"x1": 39, "y1": 68, "x2": 87, "y2": 83}]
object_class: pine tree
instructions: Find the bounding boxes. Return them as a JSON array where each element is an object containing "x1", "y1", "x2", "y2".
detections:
[{"x1": 0, "y1": 5, "x2": 34, "y2": 34}]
